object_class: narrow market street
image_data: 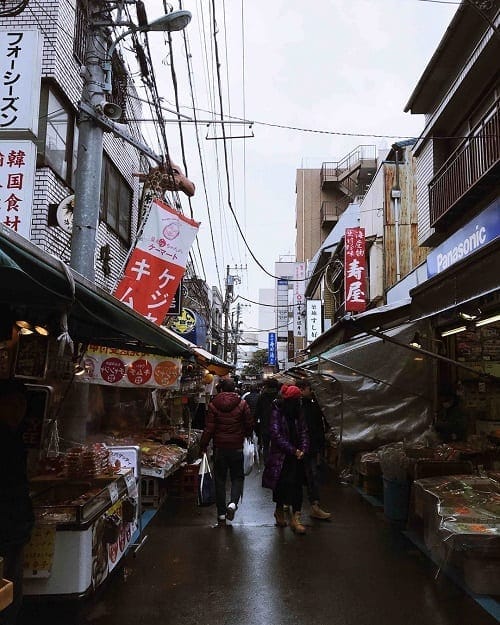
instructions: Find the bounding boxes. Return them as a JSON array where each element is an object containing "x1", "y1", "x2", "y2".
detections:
[{"x1": 20, "y1": 468, "x2": 499, "y2": 625}]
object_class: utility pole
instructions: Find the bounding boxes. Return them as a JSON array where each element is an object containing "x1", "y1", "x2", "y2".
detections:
[
  {"x1": 222, "y1": 264, "x2": 246, "y2": 362},
  {"x1": 233, "y1": 302, "x2": 241, "y2": 366},
  {"x1": 70, "y1": 0, "x2": 106, "y2": 280}
]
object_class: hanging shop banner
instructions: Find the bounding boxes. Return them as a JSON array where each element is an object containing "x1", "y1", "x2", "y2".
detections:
[
  {"x1": 268, "y1": 332, "x2": 277, "y2": 366},
  {"x1": 0, "y1": 29, "x2": 42, "y2": 134},
  {"x1": 167, "y1": 307, "x2": 207, "y2": 346},
  {"x1": 293, "y1": 262, "x2": 306, "y2": 338},
  {"x1": 276, "y1": 278, "x2": 289, "y2": 343},
  {"x1": 0, "y1": 139, "x2": 35, "y2": 239},
  {"x1": 306, "y1": 299, "x2": 322, "y2": 343},
  {"x1": 344, "y1": 227, "x2": 367, "y2": 313},
  {"x1": 114, "y1": 199, "x2": 199, "y2": 324},
  {"x1": 77, "y1": 345, "x2": 182, "y2": 389},
  {"x1": 426, "y1": 198, "x2": 500, "y2": 278}
]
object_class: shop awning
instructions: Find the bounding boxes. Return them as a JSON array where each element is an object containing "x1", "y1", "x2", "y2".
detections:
[
  {"x1": 0, "y1": 226, "x2": 193, "y2": 357},
  {"x1": 410, "y1": 238, "x2": 500, "y2": 322},
  {"x1": 192, "y1": 347, "x2": 234, "y2": 376},
  {"x1": 301, "y1": 322, "x2": 434, "y2": 450},
  {"x1": 306, "y1": 298, "x2": 412, "y2": 356}
]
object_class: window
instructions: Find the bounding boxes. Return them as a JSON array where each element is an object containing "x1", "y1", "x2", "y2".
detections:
[
  {"x1": 73, "y1": 0, "x2": 89, "y2": 64},
  {"x1": 100, "y1": 155, "x2": 132, "y2": 245},
  {"x1": 38, "y1": 85, "x2": 76, "y2": 185}
]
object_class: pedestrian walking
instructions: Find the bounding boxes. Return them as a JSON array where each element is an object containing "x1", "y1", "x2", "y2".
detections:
[
  {"x1": 295, "y1": 379, "x2": 331, "y2": 520},
  {"x1": 255, "y1": 377, "x2": 280, "y2": 462},
  {"x1": 200, "y1": 378, "x2": 254, "y2": 526},
  {"x1": 262, "y1": 384, "x2": 309, "y2": 534}
]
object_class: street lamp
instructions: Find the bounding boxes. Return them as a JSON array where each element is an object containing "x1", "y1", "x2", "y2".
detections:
[
  {"x1": 103, "y1": 11, "x2": 192, "y2": 94},
  {"x1": 70, "y1": 7, "x2": 191, "y2": 281}
]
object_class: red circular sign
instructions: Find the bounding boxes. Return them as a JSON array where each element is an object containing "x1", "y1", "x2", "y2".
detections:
[
  {"x1": 127, "y1": 359, "x2": 153, "y2": 385},
  {"x1": 100, "y1": 358, "x2": 126, "y2": 383}
]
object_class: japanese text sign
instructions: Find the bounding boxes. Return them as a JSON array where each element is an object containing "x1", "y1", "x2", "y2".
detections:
[
  {"x1": 114, "y1": 199, "x2": 199, "y2": 324},
  {"x1": 306, "y1": 299, "x2": 322, "y2": 343},
  {"x1": 344, "y1": 227, "x2": 367, "y2": 313},
  {"x1": 276, "y1": 278, "x2": 289, "y2": 342},
  {"x1": 0, "y1": 139, "x2": 35, "y2": 239},
  {"x1": 76, "y1": 345, "x2": 182, "y2": 389},
  {"x1": 293, "y1": 262, "x2": 306, "y2": 338},
  {"x1": 268, "y1": 332, "x2": 277, "y2": 366},
  {"x1": 0, "y1": 30, "x2": 42, "y2": 134}
]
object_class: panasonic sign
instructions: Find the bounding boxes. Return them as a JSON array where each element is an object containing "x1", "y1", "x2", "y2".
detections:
[{"x1": 426, "y1": 199, "x2": 500, "y2": 278}]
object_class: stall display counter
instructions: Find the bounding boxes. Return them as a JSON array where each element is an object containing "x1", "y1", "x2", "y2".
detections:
[{"x1": 24, "y1": 446, "x2": 140, "y2": 599}]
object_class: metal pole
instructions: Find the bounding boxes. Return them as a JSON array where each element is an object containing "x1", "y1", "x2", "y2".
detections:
[
  {"x1": 70, "y1": 0, "x2": 106, "y2": 280},
  {"x1": 223, "y1": 265, "x2": 230, "y2": 361}
]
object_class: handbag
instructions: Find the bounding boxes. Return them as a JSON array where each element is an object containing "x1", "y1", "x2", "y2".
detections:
[
  {"x1": 198, "y1": 453, "x2": 216, "y2": 507},
  {"x1": 243, "y1": 437, "x2": 256, "y2": 476}
]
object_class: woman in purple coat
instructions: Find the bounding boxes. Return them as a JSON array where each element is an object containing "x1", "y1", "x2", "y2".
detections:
[{"x1": 262, "y1": 385, "x2": 309, "y2": 534}]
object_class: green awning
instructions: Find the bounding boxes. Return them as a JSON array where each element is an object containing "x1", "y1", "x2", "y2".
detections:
[{"x1": 0, "y1": 226, "x2": 193, "y2": 357}]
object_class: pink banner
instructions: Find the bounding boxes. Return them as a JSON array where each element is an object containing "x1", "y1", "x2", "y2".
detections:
[
  {"x1": 115, "y1": 199, "x2": 199, "y2": 324},
  {"x1": 344, "y1": 227, "x2": 367, "y2": 313}
]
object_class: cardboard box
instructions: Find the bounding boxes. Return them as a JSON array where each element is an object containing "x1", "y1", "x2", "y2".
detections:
[{"x1": 0, "y1": 578, "x2": 13, "y2": 612}]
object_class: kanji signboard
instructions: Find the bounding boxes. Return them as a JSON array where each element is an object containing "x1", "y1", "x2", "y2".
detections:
[
  {"x1": 0, "y1": 139, "x2": 35, "y2": 239},
  {"x1": 344, "y1": 227, "x2": 367, "y2": 313},
  {"x1": 306, "y1": 299, "x2": 322, "y2": 343},
  {"x1": 114, "y1": 199, "x2": 199, "y2": 324},
  {"x1": 0, "y1": 29, "x2": 42, "y2": 134}
]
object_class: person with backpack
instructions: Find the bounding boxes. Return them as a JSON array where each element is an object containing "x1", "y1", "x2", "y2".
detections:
[
  {"x1": 200, "y1": 378, "x2": 254, "y2": 526},
  {"x1": 295, "y1": 379, "x2": 331, "y2": 520}
]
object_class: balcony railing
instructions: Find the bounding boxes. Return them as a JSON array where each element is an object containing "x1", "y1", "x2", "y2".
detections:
[
  {"x1": 429, "y1": 99, "x2": 500, "y2": 227},
  {"x1": 321, "y1": 145, "x2": 376, "y2": 185},
  {"x1": 320, "y1": 201, "x2": 342, "y2": 226}
]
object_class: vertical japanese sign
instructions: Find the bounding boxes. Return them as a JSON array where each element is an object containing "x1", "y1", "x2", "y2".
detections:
[
  {"x1": 293, "y1": 262, "x2": 306, "y2": 337},
  {"x1": 306, "y1": 299, "x2": 322, "y2": 343},
  {"x1": 276, "y1": 279, "x2": 289, "y2": 343},
  {"x1": 268, "y1": 332, "x2": 276, "y2": 366},
  {"x1": 0, "y1": 30, "x2": 42, "y2": 134},
  {"x1": 0, "y1": 140, "x2": 35, "y2": 239},
  {"x1": 344, "y1": 227, "x2": 367, "y2": 313},
  {"x1": 114, "y1": 199, "x2": 199, "y2": 324}
]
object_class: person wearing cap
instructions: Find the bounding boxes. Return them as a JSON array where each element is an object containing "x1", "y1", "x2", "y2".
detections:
[{"x1": 262, "y1": 384, "x2": 309, "y2": 534}]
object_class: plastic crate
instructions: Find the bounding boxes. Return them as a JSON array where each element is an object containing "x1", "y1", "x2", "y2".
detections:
[
  {"x1": 167, "y1": 463, "x2": 199, "y2": 497},
  {"x1": 140, "y1": 477, "x2": 166, "y2": 508}
]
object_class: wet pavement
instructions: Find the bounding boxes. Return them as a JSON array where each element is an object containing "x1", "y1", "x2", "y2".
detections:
[{"x1": 20, "y1": 467, "x2": 499, "y2": 625}]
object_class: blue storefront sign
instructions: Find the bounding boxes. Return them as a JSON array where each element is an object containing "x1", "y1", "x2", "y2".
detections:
[
  {"x1": 427, "y1": 198, "x2": 500, "y2": 278},
  {"x1": 268, "y1": 332, "x2": 277, "y2": 366}
]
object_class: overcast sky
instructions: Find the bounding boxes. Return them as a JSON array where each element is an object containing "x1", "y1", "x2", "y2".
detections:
[{"x1": 141, "y1": 0, "x2": 459, "y2": 331}]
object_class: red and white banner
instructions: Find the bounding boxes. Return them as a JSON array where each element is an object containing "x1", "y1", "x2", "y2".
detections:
[
  {"x1": 77, "y1": 345, "x2": 182, "y2": 389},
  {"x1": 344, "y1": 227, "x2": 367, "y2": 313},
  {"x1": 115, "y1": 199, "x2": 199, "y2": 324}
]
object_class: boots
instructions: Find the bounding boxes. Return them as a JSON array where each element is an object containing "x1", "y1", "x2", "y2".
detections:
[
  {"x1": 310, "y1": 502, "x2": 331, "y2": 520},
  {"x1": 274, "y1": 506, "x2": 287, "y2": 527},
  {"x1": 289, "y1": 511, "x2": 306, "y2": 535}
]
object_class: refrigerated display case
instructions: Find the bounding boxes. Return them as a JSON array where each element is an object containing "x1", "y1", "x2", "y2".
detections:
[{"x1": 23, "y1": 446, "x2": 140, "y2": 598}]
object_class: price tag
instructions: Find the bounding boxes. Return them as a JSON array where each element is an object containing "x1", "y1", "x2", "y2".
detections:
[
  {"x1": 124, "y1": 471, "x2": 138, "y2": 498},
  {"x1": 108, "y1": 482, "x2": 119, "y2": 504}
]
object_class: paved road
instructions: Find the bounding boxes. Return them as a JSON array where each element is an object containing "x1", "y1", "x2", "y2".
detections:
[{"x1": 21, "y1": 467, "x2": 499, "y2": 625}]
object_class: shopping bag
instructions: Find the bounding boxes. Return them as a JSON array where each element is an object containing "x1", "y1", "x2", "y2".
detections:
[
  {"x1": 198, "y1": 453, "x2": 216, "y2": 507},
  {"x1": 243, "y1": 437, "x2": 255, "y2": 476}
]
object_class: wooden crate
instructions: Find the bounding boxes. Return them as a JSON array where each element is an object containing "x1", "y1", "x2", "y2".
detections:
[{"x1": 0, "y1": 579, "x2": 13, "y2": 612}]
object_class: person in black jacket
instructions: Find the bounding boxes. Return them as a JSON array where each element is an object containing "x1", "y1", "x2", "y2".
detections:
[
  {"x1": 295, "y1": 379, "x2": 331, "y2": 520},
  {"x1": 255, "y1": 378, "x2": 280, "y2": 462},
  {"x1": 0, "y1": 381, "x2": 34, "y2": 625}
]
